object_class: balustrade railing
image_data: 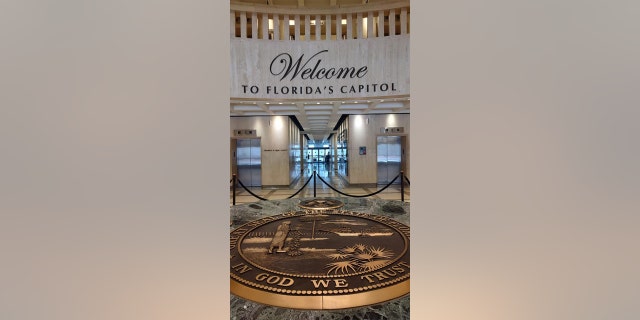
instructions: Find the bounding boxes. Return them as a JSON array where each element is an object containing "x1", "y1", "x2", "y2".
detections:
[{"x1": 231, "y1": 1, "x2": 410, "y2": 41}]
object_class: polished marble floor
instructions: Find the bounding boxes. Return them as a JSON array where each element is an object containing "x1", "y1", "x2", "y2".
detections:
[{"x1": 231, "y1": 163, "x2": 410, "y2": 206}]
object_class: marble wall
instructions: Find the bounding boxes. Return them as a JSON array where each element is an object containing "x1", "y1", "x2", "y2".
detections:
[
  {"x1": 348, "y1": 113, "x2": 410, "y2": 185},
  {"x1": 230, "y1": 36, "x2": 410, "y2": 100},
  {"x1": 231, "y1": 116, "x2": 296, "y2": 186}
]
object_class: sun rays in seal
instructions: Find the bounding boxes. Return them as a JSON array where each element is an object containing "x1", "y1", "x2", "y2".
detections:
[{"x1": 324, "y1": 244, "x2": 393, "y2": 275}]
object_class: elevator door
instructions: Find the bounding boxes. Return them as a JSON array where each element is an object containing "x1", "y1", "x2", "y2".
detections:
[
  {"x1": 236, "y1": 138, "x2": 261, "y2": 187},
  {"x1": 377, "y1": 136, "x2": 403, "y2": 185}
]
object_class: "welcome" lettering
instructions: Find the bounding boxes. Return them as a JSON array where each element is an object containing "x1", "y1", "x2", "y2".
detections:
[{"x1": 270, "y1": 50, "x2": 368, "y2": 81}]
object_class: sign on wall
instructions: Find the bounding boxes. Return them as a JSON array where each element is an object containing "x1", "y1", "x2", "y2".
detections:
[{"x1": 230, "y1": 36, "x2": 410, "y2": 99}]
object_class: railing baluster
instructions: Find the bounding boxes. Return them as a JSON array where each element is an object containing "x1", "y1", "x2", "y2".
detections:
[
  {"x1": 357, "y1": 12, "x2": 363, "y2": 39},
  {"x1": 346, "y1": 13, "x2": 352, "y2": 39},
  {"x1": 315, "y1": 14, "x2": 321, "y2": 40},
  {"x1": 261, "y1": 12, "x2": 269, "y2": 40},
  {"x1": 378, "y1": 10, "x2": 384, "y2": 37},
  {"x1": 389, "y1": 8, "x2": 395, "y2": 36},
  {"x1": 294, "y1": 14, "x2": 301, "y2": 40},
  {"x1": 230, "y1": 10, "x2": 236, "y2": 38},
  {"x1": 367, "y1": 11, "x2": 374, "y2": 38},
  {"x1": 251, "y1": 12, "x2": 258, "y2": 39},
  {"x1": 283, "y1": 14, "x2": 290, "y2": 40},
  {"x1": 240, "y1": 11, "x2": 247, "y2": 38},
  {"x1": 400, "y1": 8, "x2": 408, "y2": 35},
  {"x1": 304, "y1": 14, "x2": 311, "y2": 41},
  {"x1": 326, "y1": 14, "x2": 332, "y2": 41},
  {"x1": 273, "y1": 13, "x2": 280, "y2": 40},
  {"x1": 336, "y1": 13, "x2": 342, "y2": 40}
]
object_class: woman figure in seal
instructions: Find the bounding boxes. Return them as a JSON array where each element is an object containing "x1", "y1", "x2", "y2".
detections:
[{"x1": 268, "y1": 221, "x2": 291, "y2": 253}]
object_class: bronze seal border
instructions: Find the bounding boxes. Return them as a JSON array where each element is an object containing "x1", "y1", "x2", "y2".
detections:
[{"x1": 230, "y1": 210, "x2": 410, "y2": 310}]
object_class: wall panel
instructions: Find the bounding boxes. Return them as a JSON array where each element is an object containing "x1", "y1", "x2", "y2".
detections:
[{"x1": 230, "y1": 36, "x2": 410, "y2": 99}]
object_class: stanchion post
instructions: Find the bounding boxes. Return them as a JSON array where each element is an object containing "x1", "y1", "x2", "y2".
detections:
[
  {"x1": 313, "y1": 170, "x2": 317, "y2": 198},
  {"x1": 400, "y1": 171, "x2": 405, "y2": 202},
  {"x1": 232, "y1": 174, "x2": 237, "y2": 206}
]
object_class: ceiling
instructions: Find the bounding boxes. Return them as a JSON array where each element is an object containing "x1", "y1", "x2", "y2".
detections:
[
  {"x1": 230, "y1": 97, "x2": 410, "y2": 142},
  {"x1": 230, "y1": 0, "x2": 410, "y2": 142}
]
